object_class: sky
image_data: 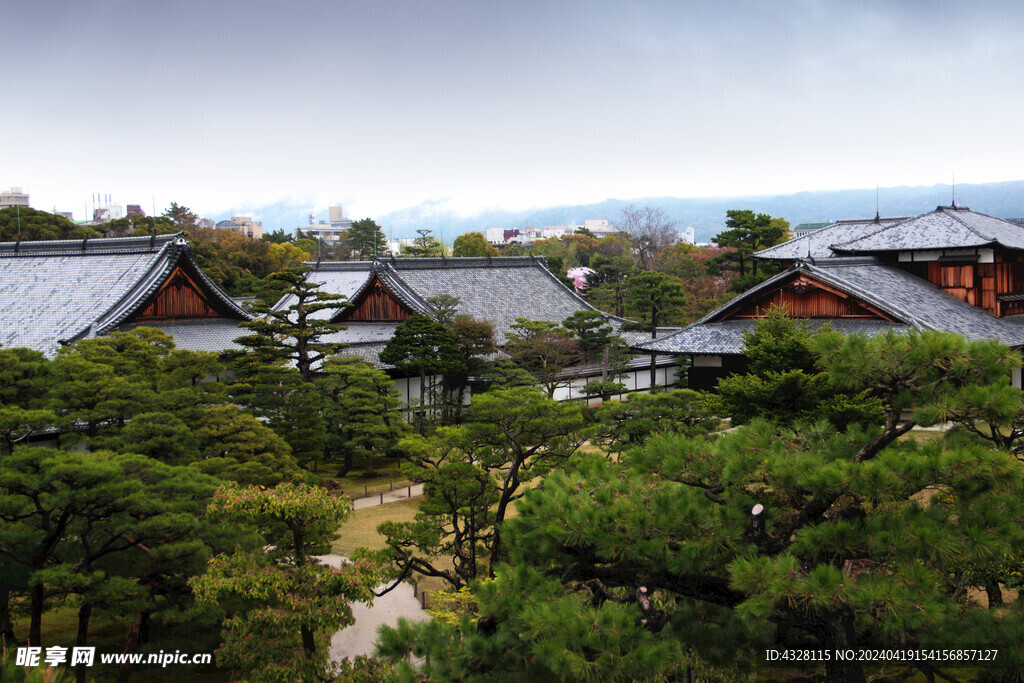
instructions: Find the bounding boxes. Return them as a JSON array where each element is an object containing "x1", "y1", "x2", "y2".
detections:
[{"x1": 5, "y1": 0, "x2": 1024, "y2": 224}]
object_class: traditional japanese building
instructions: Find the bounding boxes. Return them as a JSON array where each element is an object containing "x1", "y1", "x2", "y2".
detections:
[
  {"x1": 279, "y1": 257, "x2": 681, "y2": 400},
  {"x1": 640, "y1": 206, "x2": 1024, "y2": 390},
  {"x1": 0, "y1": 233, "x2": 252, "y2": 356}
]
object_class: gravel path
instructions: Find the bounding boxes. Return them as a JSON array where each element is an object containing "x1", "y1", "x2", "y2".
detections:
[
  {"x1": 316, "y1": 554, "x2": 430, "y2": 662},
  {"x1": 351, "y1": 484, "x2": 424, "y2": 510}
]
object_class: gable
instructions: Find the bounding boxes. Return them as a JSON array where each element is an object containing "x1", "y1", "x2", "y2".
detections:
[
  {"x1": 710, "y1": 273, "x2": 895, "y2": 322},
  {"x1": 127, "y1": 263, "x2": 229, "y2": 323},
  {"x1": 340, "y1": 272, "x2": 413, "y2": 322}
]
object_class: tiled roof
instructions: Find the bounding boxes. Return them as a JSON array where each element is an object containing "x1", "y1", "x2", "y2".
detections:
[
  {"x1": 127, "y1": 319, "x2": 249, "y2": 353},
  {"x1": 335, "y1": 342, "x2": 392, "y2": 368},
  {"x1": 379, "y1": 257, "x2": 600, "y2": 343},
  {"x1": 0, "y1": 234, "x2": 250, "y2": 356},
  {"x1": 638, "y1": 257, "x2": 1024, "y2": 354},
  {"x1": 271, "y1": 261, "x2": 373, "y2": 318},
  {"x1": 319, "y1": 323, "x2": 402, "y2": 346},
  {"x1": 833, "y1": 206, "x2": 1024, "y2": 253},
  {"x1": 636, "y1": 319, "x2": 907, "y2": 355},
  {"x1": 292, "y1": 257, "x2": 654, "y2": 346},
  {"x1": 755, "y1": 216, "x2": 909, "y2": 260}
]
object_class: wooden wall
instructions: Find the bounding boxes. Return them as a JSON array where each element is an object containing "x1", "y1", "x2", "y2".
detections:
[
  {"x1": 132, "y1": 266, "x2": 221, "y2": 321},
  {"x1": 926, "y1": 262, "x2": 978, "y2": 307},
  {"x1": 346, "y1": 277, "x2": 412, "y2": 322},
  {"x1": 727, "y1": 282, "x2": 885, "y2": 319},
  {"x1": 912, "y1": 255, "x2": 1024, "y2": 317}
]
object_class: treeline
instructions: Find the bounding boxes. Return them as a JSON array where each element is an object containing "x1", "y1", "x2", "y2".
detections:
[
  {"x1": 488, "y1": 205, "x2": 792, "y2": 325},
  {"x1": 0, "y1": 310, "x2": 409, "y2": 680}
]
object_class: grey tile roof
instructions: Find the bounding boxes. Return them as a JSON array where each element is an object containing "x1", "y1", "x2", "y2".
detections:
[
  {"x1": 755, "y1": 216, "x2": 909, "y2": 260},
  {"x1": 638, "y1": 256, "x2": 1024, "y2": 354},
  {"x1": 379, "y1": 257, "x2": 599, "y2": 343},
  {"x1": 332, "y1": 343, "x2": 392, "y2": 369},
  {"x1": 267, "y1": 258, "x2": 685, "y2": 373},
  {"x1": 318, "y1": 323, "x2": 402, "y2": 346},
  {"x1": 638, "y1": 319, "x2": 909, "y2": 355},
  {"x1": 271, "y1": 261, "x2": 373, "y2": 317},
  {"x1": 293, "y1": 257, "x2": 653, "y2": 346},
  {"x1": 833, "y1": 206, "x2": 1024, "y2": 253},
  {"x1": 127, "y1": 319, "x2": 249, "y2": 353},
  {"x1": 0, "y1": 234, "x2": 251, "y2": 356}
]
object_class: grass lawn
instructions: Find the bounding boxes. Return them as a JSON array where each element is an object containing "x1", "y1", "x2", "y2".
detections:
[
  {"x1": 333, "y1": 497, "x2": 421, "y2": 556},
  {"x1": 309, "y1": 458, "x2": 414, "y2": 499}
]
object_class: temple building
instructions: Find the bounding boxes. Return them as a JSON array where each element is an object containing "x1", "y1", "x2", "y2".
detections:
[
  {"x1": 638, "y1": 205, "x2": 1024, "y2": 390},
  {"x1": 0, "y1": 236, "x2": 679, "y2": 402},
  {"x1": 0, "y1": 233, "x2": 251, "y2": 356},
  {"x1": 279, "y1": 257, "x2": 681, "y2": 401}
]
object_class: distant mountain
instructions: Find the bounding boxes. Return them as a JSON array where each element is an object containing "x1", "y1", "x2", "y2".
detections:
[{"x1": 212, "y1": 181, "x2": 1024, "y2": 244}]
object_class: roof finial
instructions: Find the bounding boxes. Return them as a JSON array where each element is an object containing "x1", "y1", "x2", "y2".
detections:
[
  {"x1": 951, "y1": 173, "x2": 956, "y2": 208},
  {"x1": 875, "y1": 185, "x2": 880, "y2": 222}
]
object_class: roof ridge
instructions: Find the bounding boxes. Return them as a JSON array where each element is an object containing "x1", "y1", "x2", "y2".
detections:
[
  {"x1": 832, "y1": 215, "x2": 912, "y2": 225},
  {"x1": 389, "y1": 256, "x2": 541, "y2": 270},
  {"x1": 0, "y1": 232, "x2": 183, "y2": 257},
  {"x1": 830, "y1": 215, "x2": 914, "y2": 251},
  {"x1": 304, "y1": 260, "x2": 374, "y2": 271},
  {"x1": 941, "y1": 206, "x2": 997, "y2": 242}
]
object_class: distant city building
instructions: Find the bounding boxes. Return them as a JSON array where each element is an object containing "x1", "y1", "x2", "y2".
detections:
[
  {"x1": 54, "y1": 211, "x2": 74, "y2": 221},
  {"x1": 197, "y1": 218, "x2": 215, "y2": 229},
  {"x1": 0, "y1": 187, "x2": 30, "y2": 209},
  {"x1": 304, "y1": 206, "x2": 352, "y2": 243},
  {"x1": 792, "y1": 222, "x2": 831, "y2": 239},
  {"x1": 92, "y1": 206, "x2": 124, "y2": 223},
  {"x1": 216, "y1": 216, "x2": 263, "y2": 239},
  {"x1": 681, "y1": 226, "x2": 696, "y2": 245},
  {"x1": 485, "y1": 227, "x2": 506, "y2": 245},
  {"x1": 584, "y1": 219, "x2": 619, "y2": 238},
  {"x1": 543, "y1": 225, "x2": 582, "y2": 239},
  {"x1": 329, "y1": 206, "x2": 350, "y2": 227},
  {"x1": 126, "y1": 204, "x2": 145, "y2": 217},
  {"x1": 484, "y1": 220, "x2": 617, "y2": 247}
]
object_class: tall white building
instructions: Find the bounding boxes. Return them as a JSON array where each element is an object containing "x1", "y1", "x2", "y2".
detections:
[
  {"x1": 304, "y1": 206, "x2": 353, "y2": 243},
  {"x1": 0, "y1": 187, "x2": 29, "y2": 208}
]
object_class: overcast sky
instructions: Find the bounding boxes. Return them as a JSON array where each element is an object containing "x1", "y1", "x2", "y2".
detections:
[{"x1": 5, "y1": 0, "x2": 1023, "y2": 222}]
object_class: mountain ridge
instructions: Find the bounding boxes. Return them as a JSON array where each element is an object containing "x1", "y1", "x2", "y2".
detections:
[{"x1": 212, "y1": 180, "x2": 1024, "y2": 243}]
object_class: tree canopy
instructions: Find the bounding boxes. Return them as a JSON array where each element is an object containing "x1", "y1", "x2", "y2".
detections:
[
  {"x1": 347, "y1": 218, "x2": 388, "y2": 259},
  {"x1": 453, "y1": 232, "x2": 498, "y2": 257}
]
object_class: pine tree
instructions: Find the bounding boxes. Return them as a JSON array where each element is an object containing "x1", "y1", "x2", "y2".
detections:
[
  {"x1": 379, "y1": 314, "x2": 466, "y2": 431},
  {"x1": 234, "y1": 267, "x2": 349, "y2": 382},
  {"x1": 370, "y1": 387, "x2": 590, "y2": 588},
  {"x1": 346, "y1": 218, "x2": 388, "y2": 259}
]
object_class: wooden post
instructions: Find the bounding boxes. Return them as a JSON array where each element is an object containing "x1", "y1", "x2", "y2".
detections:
[
  {"x1": 379, "y1": 491, "x2": 384, "y2": 504},
  {"x1": 390, "y1": 479, "x2": 394, "y2": 491}
]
